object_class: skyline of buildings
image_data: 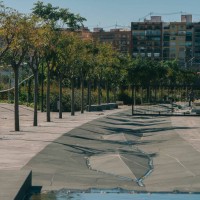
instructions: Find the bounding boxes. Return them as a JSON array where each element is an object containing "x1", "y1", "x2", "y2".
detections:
[{"x1": 80, "y1": 14, "x2": 200, "y2": 69}]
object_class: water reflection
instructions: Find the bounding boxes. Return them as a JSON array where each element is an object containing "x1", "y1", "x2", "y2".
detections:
[{"x1": 29, "y1": 191, "x2": 200, "y2": 200}]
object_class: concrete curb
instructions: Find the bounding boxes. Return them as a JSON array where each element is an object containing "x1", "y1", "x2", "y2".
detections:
[{"x1": 0, "y1": 170, "x2": 32, "y2": 200}]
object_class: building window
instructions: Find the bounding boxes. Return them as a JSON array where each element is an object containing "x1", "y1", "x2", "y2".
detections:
[
  {"x1": 147, "y1": 53, "x2": 152, "y2": 57},
  {"x1": 154, "y1": 53, "x2": 160, "y2": 57},
  {"x1": 132, "y1": 31, "x2": 145, "y2": 36},
  {"x1": 170, "y1": 42, "x2": 176, "y2": 46},
  {"x1": 170, "y1": 54, "x2": 176, "y2": 58},
  {"x1": 163, "y1": 42, "x2": 169, "y2": 47},
  {"x1": 170, "y1": 48, "x2": 176, "y2": 53},
  {"x1": 179, "y1": 47, "x2": 185, "y2": 51},
  {"x1": 185, "y1": 42, "x2": 192, "y2": 47},
  {"x1": 178, "y1": 31, "x2": 186, "y2": 36},
  {"x1": 179, "y1": 51, "x2": 185, "y2": 58},
  {"x1": 171, "y1": 32, "x2": 176, "y2": 36},
  {"x1": 133, "y1": 53, "x2": 138, "y2": 57},
  {"x1": 178, "y1": 25, "x2": 185, "y2": 30},
  {"x1": 152, "y1": 37, "x2": 161, "y2": 41}
]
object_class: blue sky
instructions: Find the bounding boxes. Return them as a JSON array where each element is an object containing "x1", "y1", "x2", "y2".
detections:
[{"x1": 2, "y1": 0, "x2": 200, "y2": 30}]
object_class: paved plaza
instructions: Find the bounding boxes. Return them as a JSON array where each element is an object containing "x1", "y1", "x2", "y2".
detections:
[{"x1": 1, "y1": 103, "x2": 200, "y2": 195}]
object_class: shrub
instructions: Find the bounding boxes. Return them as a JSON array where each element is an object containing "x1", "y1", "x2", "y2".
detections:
[{"x1": 117, "y1": 90, "x2": 132, "y2": 105}]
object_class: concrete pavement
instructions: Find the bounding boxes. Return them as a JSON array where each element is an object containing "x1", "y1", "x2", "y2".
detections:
[
  {"x1": 1, "y1": 103, "x2": 200, "y2": 196},
  {"x1": 0, "y1": 103, "x2": 130, "y2": 198},
  {"x1": 0, "y1": 170, "x2": 31, "y2": 200},
  {"x1": 24, "y1": 111, "x2": 200, "y2": 193},
  {"x1": 0, "y1": 103, "x2": 129, "y2": 170}
]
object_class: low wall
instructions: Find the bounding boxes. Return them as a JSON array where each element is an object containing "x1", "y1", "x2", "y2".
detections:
[
  {"x1": 86, "y1": 103, "x2": 118, "y2": 112},
  {"x1": 0, "y1": 170, "x2": 32, "y2": 200},
  {"x1": 15, "y1": 170, "x2": 32, "y2": 200}
]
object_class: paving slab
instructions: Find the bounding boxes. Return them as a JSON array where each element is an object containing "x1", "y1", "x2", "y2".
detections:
[
  {"x1": 21, "y1": 109, "x2": 200, "y2": 192},
  {"x1": 0, "y1": 103, "x2": 129, "y2": 170},
  {"x1": 0, "y1": 103, "x2": 130, "y2": 197},
  {"x1": 2, "y1": 103, "x2": 200, "y2": 194}
]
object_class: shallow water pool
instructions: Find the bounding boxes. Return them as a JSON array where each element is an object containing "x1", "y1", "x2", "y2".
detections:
[{"x1": 29, "y1": 191, "x2": 200, "y2": 200}]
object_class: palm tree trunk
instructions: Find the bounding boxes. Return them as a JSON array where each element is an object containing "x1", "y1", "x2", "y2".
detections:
[
  {"x1": 59, "y1": 74, "x2": 62, "y2": 119},
  {"x1": 46, "y1": 64, "x2": 51, "y2": 122},
  {"x1": 81, "y1": 78, "x2": 84, "y2": 114},
  {"x1": 14, "y1": 67, "x2": 20, "y2": 131},
  {"x1": 71, "y1": 77, "x2": 75, "y2": 116},
  {"x1": 33, "y1": 69, "x2": 38, "y2": 126}
]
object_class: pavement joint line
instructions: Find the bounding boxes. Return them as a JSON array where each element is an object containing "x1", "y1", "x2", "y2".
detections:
[
  {"x1": 186, "y1": 143, "x2": 200, "y2": 154},
  {"x1": 3, "y1": 103, "x2": 200, "y2": 193},
  {"x1": 117, "y1": 153, "x2": 137, "y2": 180},
  {"x1": 164, "y1": 153, "x2": 196, "y2": 177},
  {"x1": 122, "y1": 132, "x2": 127, "y2": 142},
  {"x1": 121, "y1": 155, "x2": 149, "y2": 169},
  {"x1": 50, "y1": 174, "x2": 55, "y2": 186},
  {"x1": 0, "y1": 103, "x2": 130, "y2": 170}
]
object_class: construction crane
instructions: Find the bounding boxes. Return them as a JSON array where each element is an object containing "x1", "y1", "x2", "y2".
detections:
[
  {"x1": 138, "y1": 12, "x2": 153, "y2": 22},
  {"x1": 138, "y1": 11, "x2": 188, "y2": 22}
]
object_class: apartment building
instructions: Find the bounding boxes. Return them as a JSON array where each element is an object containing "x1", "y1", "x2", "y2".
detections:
[
  {"x1": 92, "y1": 28, "x2": 131, "y2": 54},
  {"x1": 131, "y1": 17, "x2": 163, "y2": 60},
  {"x1": 131, "y1": 15, "x2": 197, "y2": 68},
  {"x1": 193, "y1": 23, "x2": 200, "y2": 67},
  {"x1": 76, "y1": 15, "x2": 200, "y2": 68},
  {"x1": 77, "y1": 27, "x2": 92, "y2": 41}
]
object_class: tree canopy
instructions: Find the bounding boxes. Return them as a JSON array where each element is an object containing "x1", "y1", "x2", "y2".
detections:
[{"x1": 32, "y1": 1, "x2": 86, "y2": 30}]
